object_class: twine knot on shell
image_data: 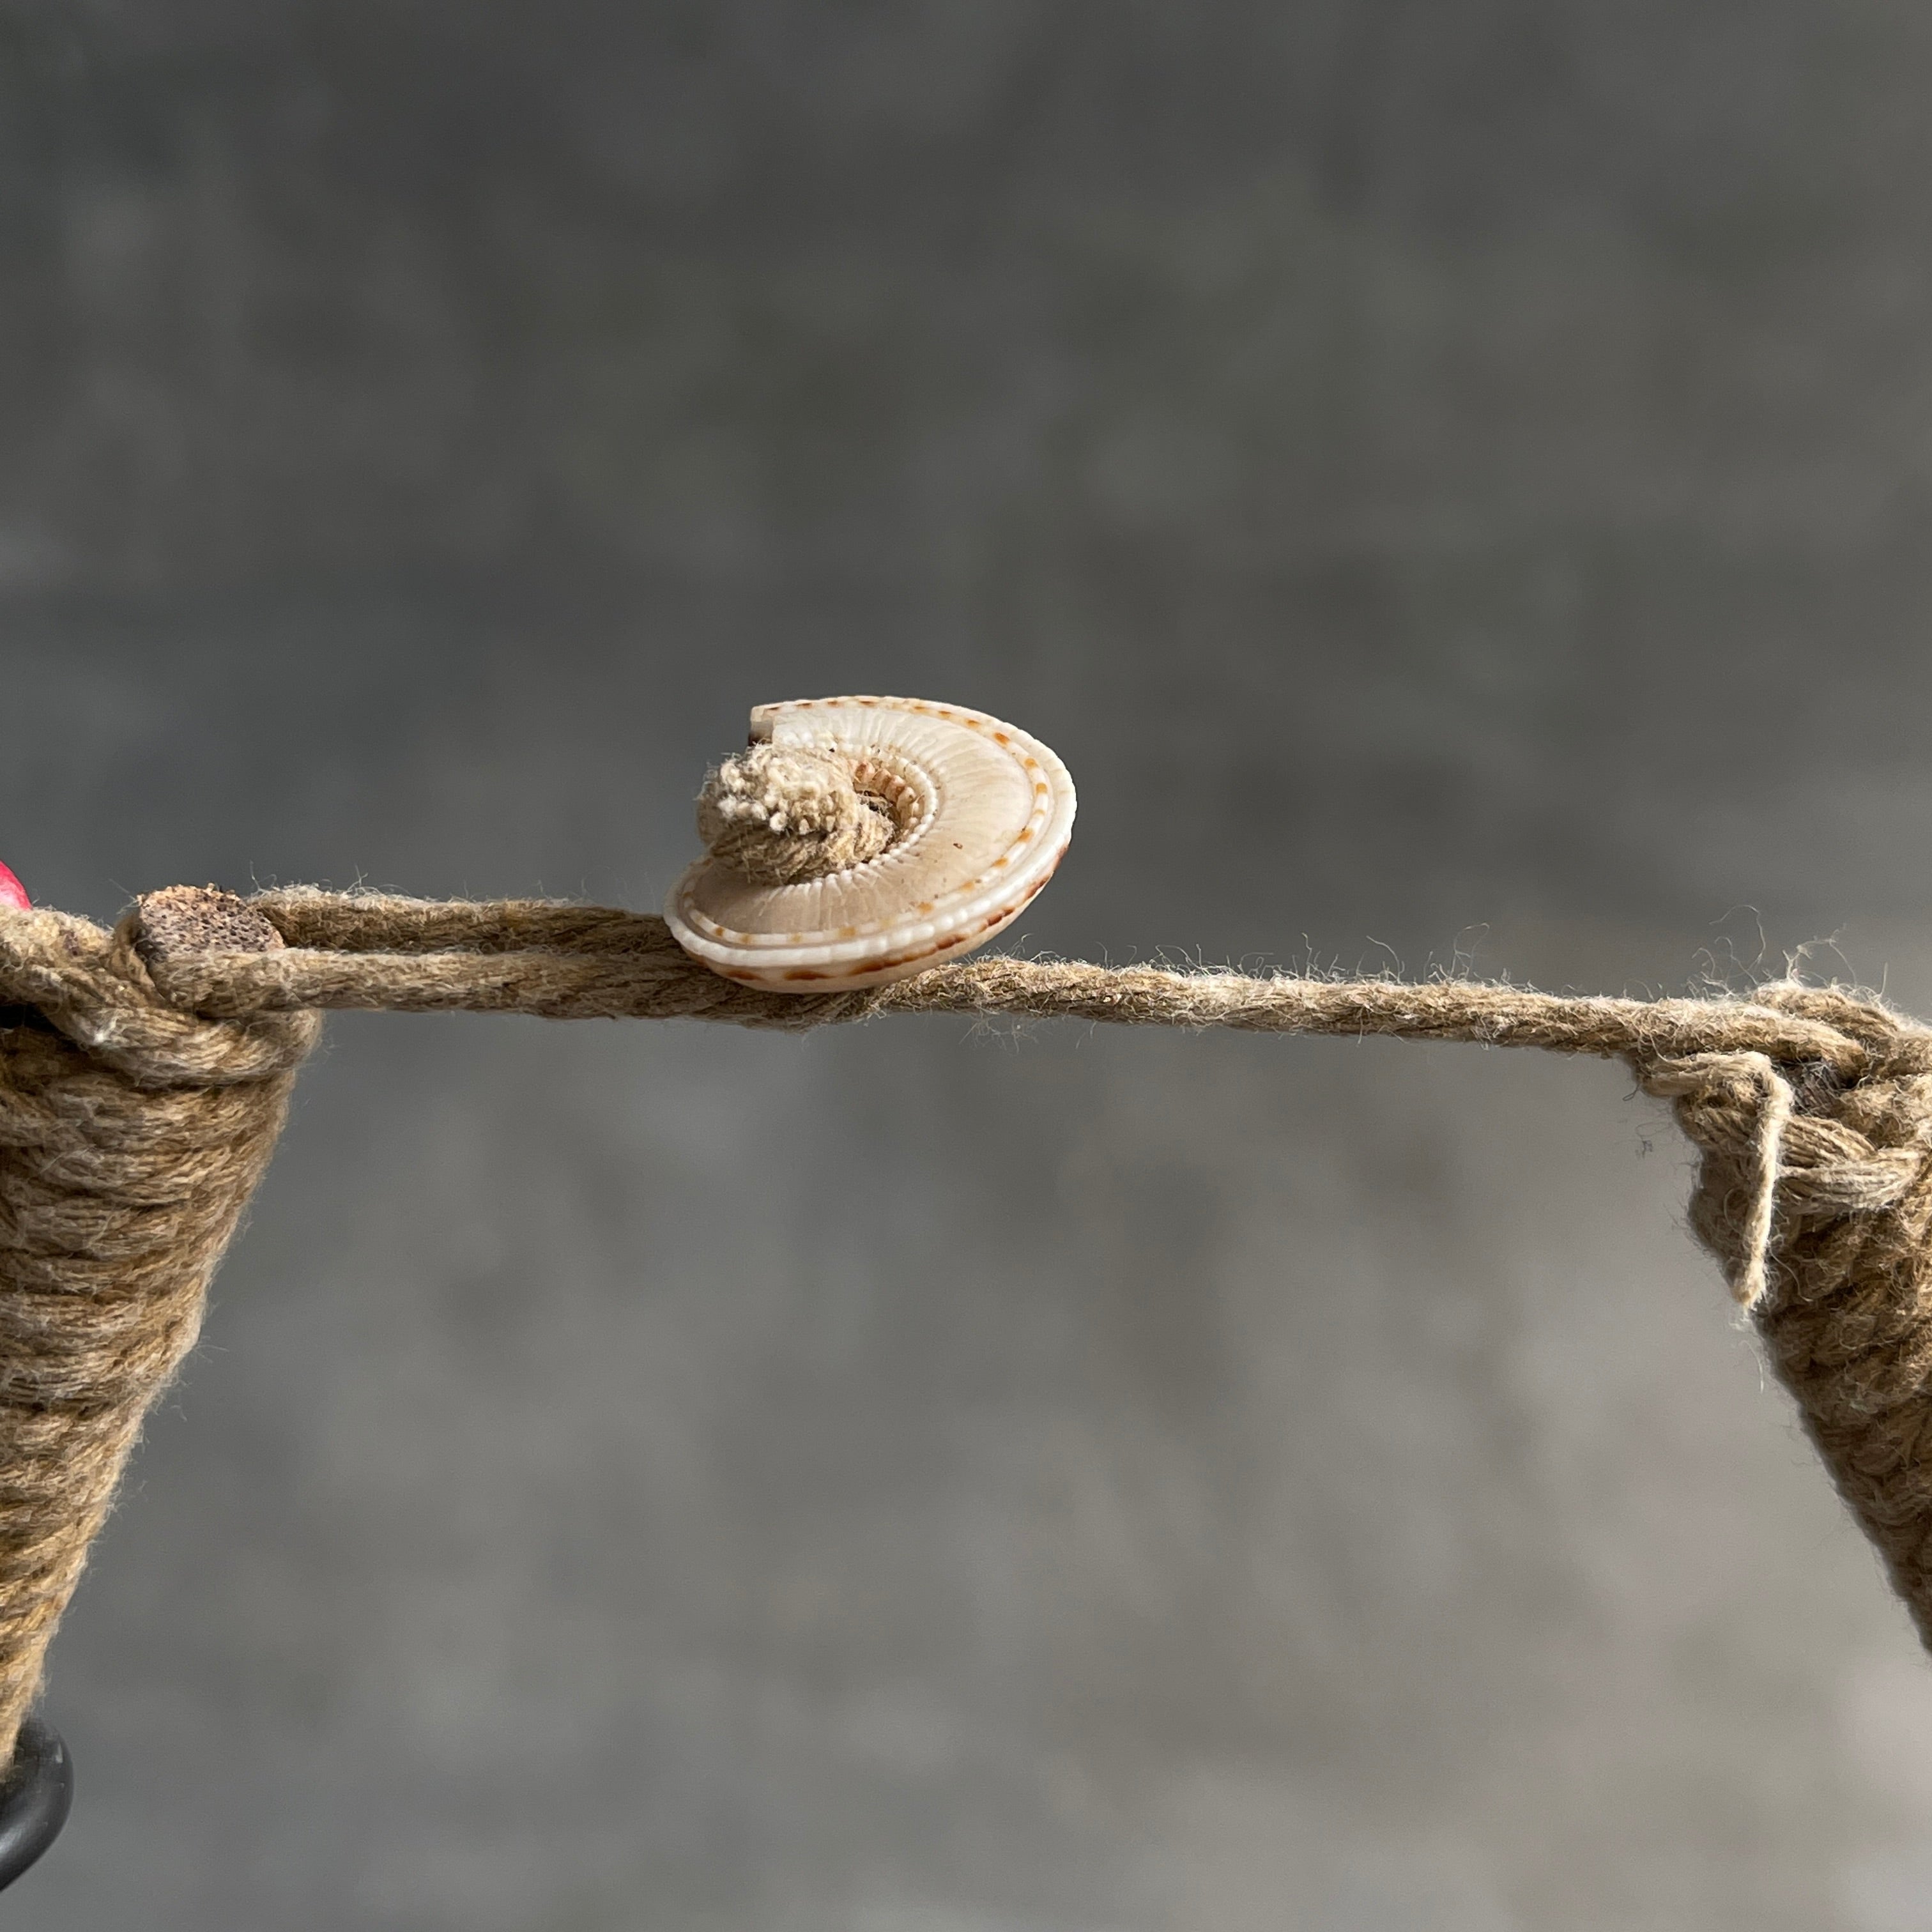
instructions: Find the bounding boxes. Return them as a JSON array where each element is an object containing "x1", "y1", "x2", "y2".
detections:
[{"x1": 696, "y1": 741, "x2": 896, "y2": 884}]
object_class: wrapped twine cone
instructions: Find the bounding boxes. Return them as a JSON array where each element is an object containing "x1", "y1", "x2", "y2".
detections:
[
  {"x1": 0, "y1": 890, "x2": 316, "y2": 1763},
  {"x1": 1, "y1": 883, "x2": 1931, "y2": 1765}
]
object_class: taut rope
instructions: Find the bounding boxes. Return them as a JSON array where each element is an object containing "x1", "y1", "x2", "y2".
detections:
[{"x1": 0, "y1": 884, "x2": 1927, "y2": 1762}]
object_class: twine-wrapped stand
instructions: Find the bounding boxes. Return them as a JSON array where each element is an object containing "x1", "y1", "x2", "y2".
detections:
[{"x1": 2, "y1": 884, "x2": 1930, "y2": 1797}]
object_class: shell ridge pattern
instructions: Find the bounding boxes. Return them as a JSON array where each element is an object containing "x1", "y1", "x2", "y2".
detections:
[{"x1": 668, "y1": 696, "x2": 1076, "y2": 990}]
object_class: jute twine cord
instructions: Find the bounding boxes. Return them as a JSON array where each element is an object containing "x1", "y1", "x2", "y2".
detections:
[
  {"x1": 0, "y1": 891, "x2": 316, "y2": 1763},
  {"x1": 1, "y1": 883, "x2": 1931, "y2": 1761},
  {"x1": 693, "y1": 742, "x2": 896, "y2": 884}
]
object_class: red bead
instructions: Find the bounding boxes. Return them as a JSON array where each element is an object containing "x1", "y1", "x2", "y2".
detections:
[{"x1": 0, "y1": 864, "x2": 29, "y2": 911}]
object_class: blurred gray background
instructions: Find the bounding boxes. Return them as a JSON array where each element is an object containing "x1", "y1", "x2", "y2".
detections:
[{"x1": 4, "y1": 2, "x2": 1932, "y2": 1926}]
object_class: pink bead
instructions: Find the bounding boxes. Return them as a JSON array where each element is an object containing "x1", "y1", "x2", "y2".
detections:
[{"x1": 0, "y1": 863, "x2": 29, "y2": 911}]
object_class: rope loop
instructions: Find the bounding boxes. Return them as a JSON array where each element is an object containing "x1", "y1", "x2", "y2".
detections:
[
  {"x1": 1639, "y1": 1051, "x2": 1797, "y2": 1312},
  {"x1": 0, "y1": 899, "x2": 316, "y2": 1091}
]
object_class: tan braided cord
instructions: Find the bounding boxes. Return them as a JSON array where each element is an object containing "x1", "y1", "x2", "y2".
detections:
[
  {"x1": 0, "y1": 894, "x2": 316, "y2": 1763},
  {"x1": 0, "y1": 884, "x2": 1929, "y2": 1760}
]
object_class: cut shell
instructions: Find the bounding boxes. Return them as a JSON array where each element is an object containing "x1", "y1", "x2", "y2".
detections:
[{"x1": 666, "y1": 696, "x2": 1076, "y2": 991}]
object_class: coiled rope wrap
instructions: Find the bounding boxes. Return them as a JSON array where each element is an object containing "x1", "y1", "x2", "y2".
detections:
[
  {"x1": 0, "y1": 885, "x2": 1929, "y2": 1761},
  {"x1": 0, "y1": 893, "x2": 317, "y2": 1764}
]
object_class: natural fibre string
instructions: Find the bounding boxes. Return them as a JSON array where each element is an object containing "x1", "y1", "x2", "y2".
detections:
[{"x1": 0, "y1": 882, "x2": 1928, "y2": 1767}]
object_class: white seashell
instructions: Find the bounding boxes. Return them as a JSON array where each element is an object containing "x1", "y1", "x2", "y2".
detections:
[{"x1": 666, "y1": 695, "x2": 1076, "y2": 991}]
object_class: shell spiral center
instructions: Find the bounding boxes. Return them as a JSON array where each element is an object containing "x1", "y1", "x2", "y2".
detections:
[{"x1": 696, "y1": 740, "x2": 927, "y2": 885}]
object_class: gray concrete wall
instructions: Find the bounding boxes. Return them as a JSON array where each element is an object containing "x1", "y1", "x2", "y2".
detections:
[{"x1": 4, "y1": 4, "x2": 1932, "y2": 1926}]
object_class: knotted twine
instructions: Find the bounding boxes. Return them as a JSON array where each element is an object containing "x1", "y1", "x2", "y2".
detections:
[{"x1": 1, "y1": 883, "x2": 1930, "y2": 1767}]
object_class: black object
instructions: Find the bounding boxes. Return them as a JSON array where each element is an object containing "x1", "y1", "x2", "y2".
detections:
[{"x1": 0, "y1": 1718, "x2": 71, "y2": 1890}]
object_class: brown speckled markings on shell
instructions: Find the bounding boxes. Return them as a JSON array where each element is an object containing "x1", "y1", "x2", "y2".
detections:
[
  {"x1": 6, "y1": 883, "x2": 1932, "y2": 1770},
  {"x1": 668, "y1": 697, "x2": 1077, "y2": 992}
]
